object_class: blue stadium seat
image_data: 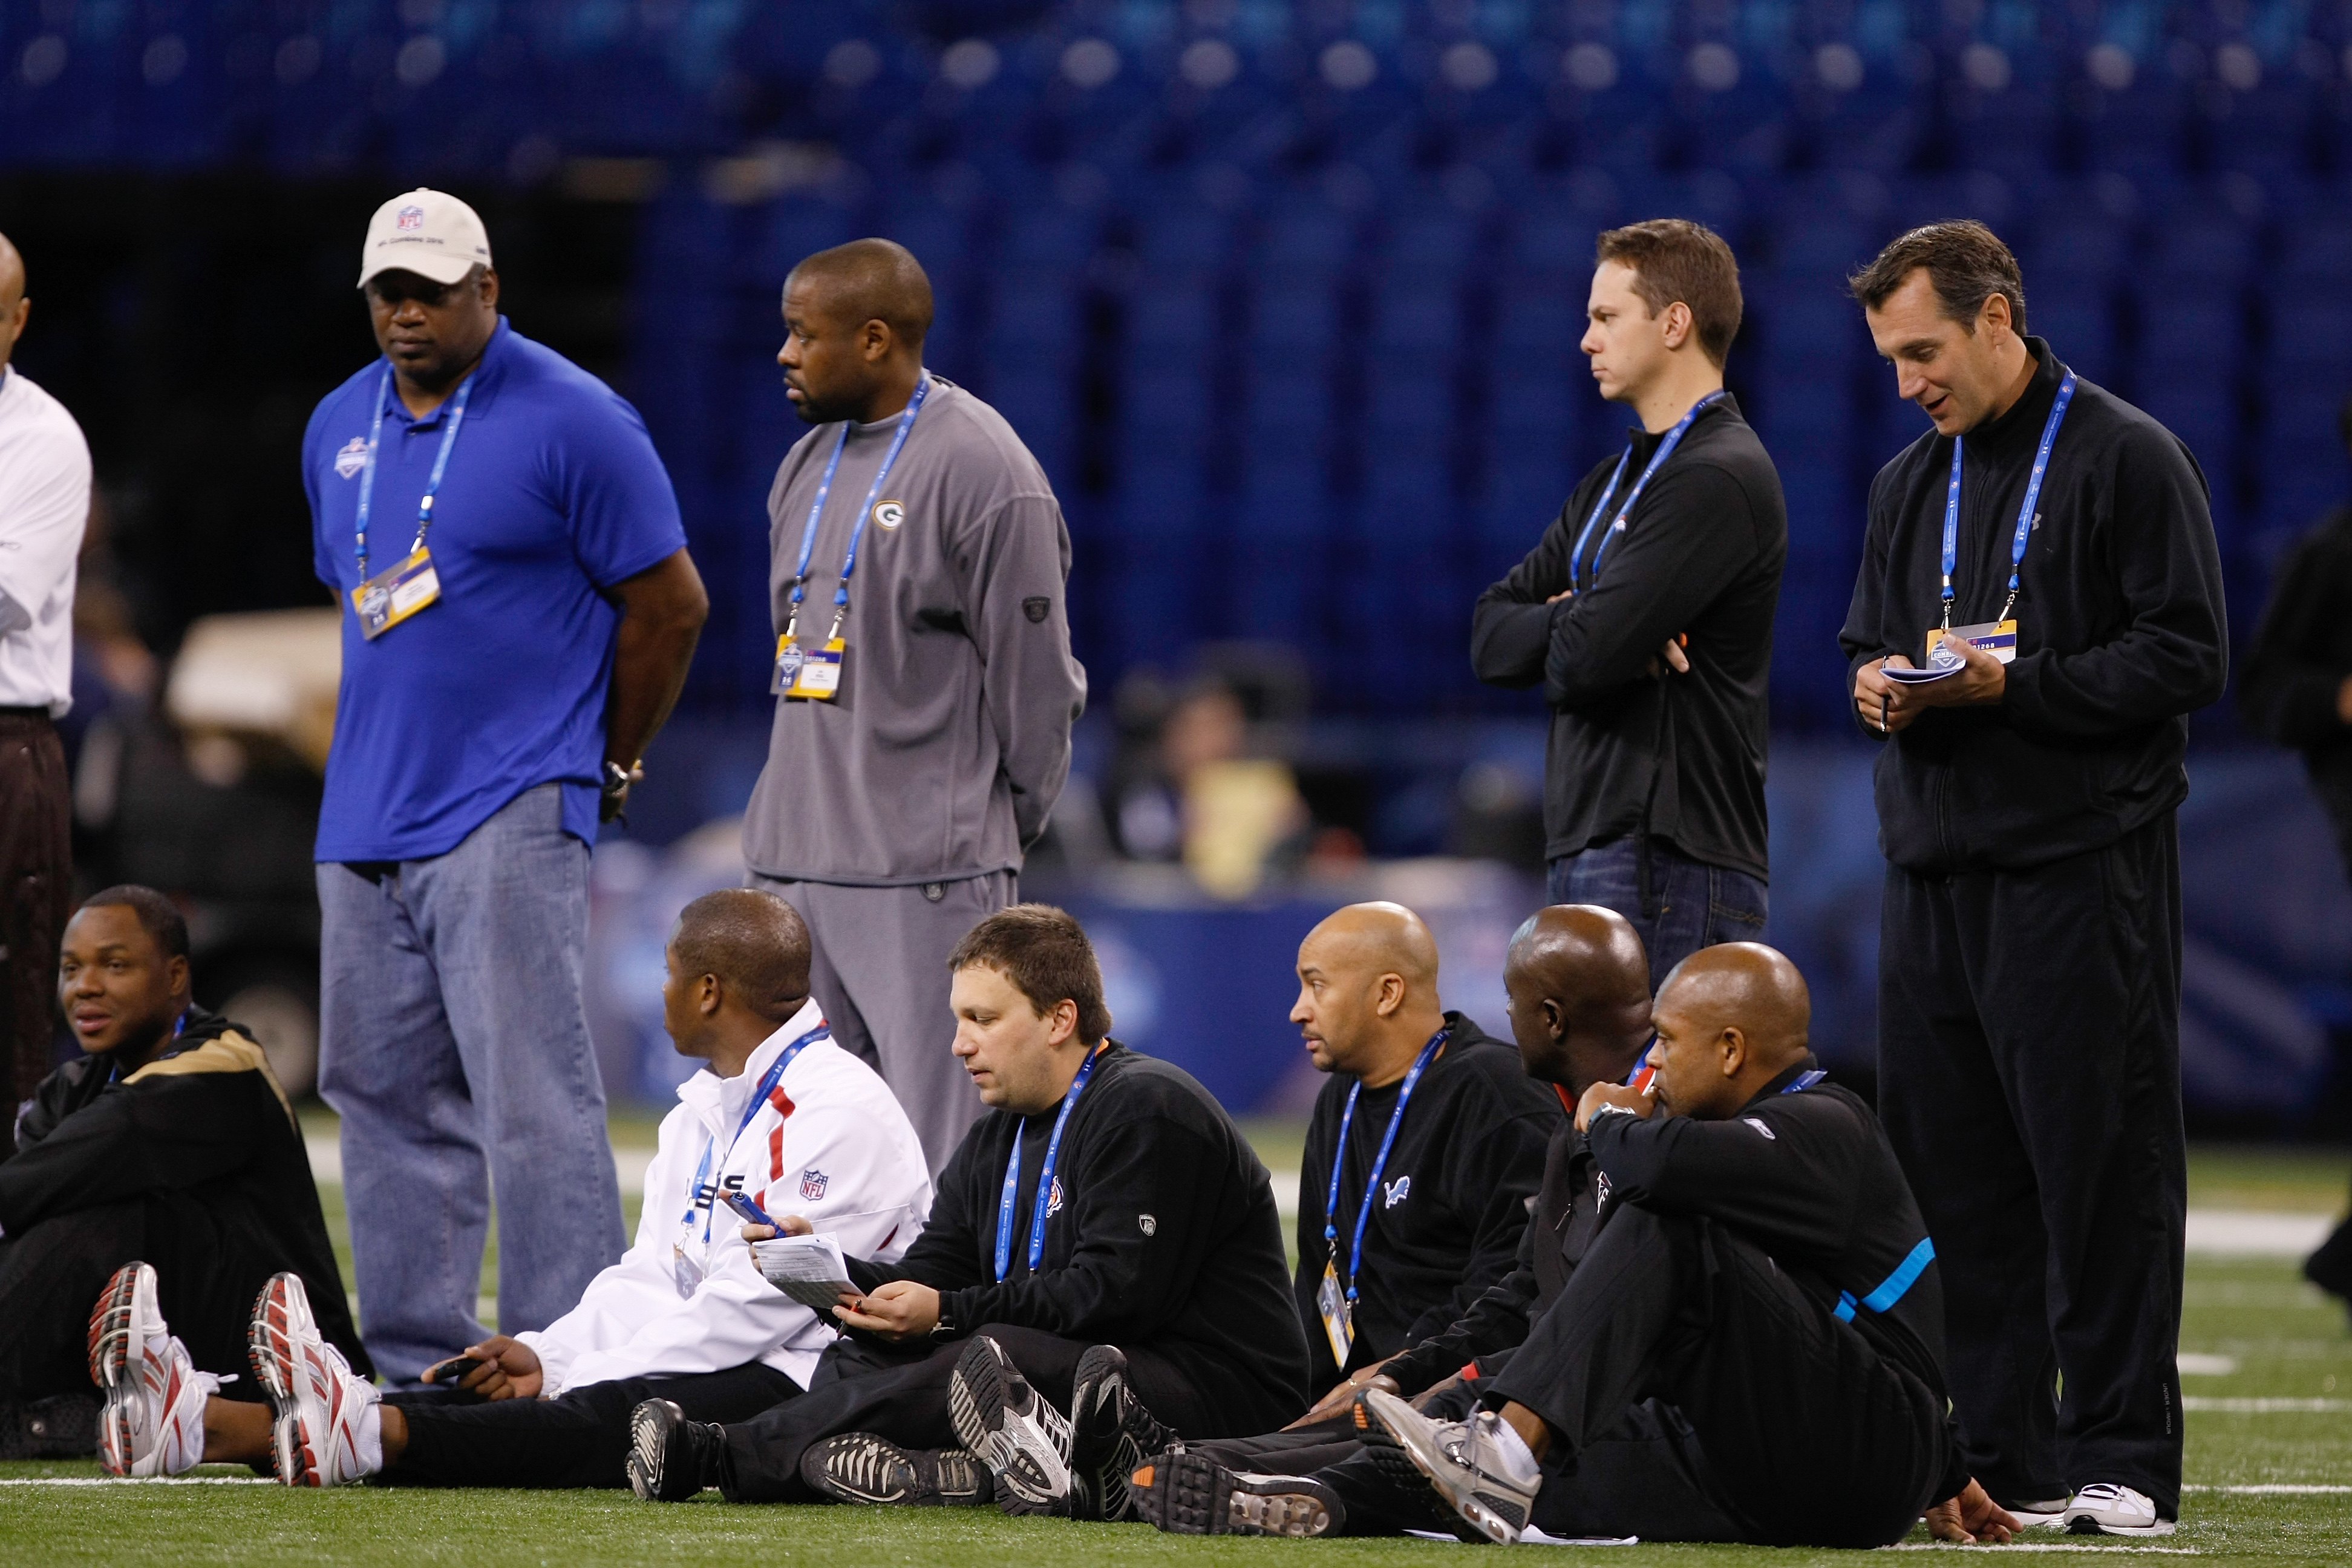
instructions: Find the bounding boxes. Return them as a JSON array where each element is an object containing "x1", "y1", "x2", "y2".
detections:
[{"x1": 1255, "y1": 284, "x2": 1342, "y2": 350}]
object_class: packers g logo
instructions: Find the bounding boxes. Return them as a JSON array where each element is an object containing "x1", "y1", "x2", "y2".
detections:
[{"x1": 872, "y1": 500, "x2": 906, "y2": 529}]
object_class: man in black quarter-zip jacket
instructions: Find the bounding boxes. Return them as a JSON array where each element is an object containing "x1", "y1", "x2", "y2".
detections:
[
  {"x1": 1841, "y1": 222, "x2": 2226, "y2": 1539},
  {"x1": 1472, "y1": 218, "x2": 1786, "y2": 995}
]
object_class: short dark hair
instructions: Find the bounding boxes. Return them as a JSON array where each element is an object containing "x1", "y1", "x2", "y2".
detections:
[
  {"x1": 1594, "y1": 219, "x2": 1744, "y2": 367},
  {"x1": 670, "y1": 889, "x2": 812, "y2": 1024},
  {"x1": 787, "y1": 237, "x2": 933, "y2": 348},
  {"x1": 948, "y1": 904, "x2": 1111, "y2": 1046},
  {"x1": 1849, "y1": 220, "x2": 2027, "y2": 334},
  {"x1": 77, "y1": 886, "x2": 189, "y2": 962}
]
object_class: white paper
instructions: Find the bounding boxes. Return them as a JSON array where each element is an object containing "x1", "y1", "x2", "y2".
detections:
[
  {"x1": 1400, "y1": 1529, "x2": 1638, "y2": 1546},
  {"x1": 752, "y1": 1233, "x2": 855, "y2": 1311},
  {"x1": 1882, "y1": 661, "x2": 1962, "y2": 685}
]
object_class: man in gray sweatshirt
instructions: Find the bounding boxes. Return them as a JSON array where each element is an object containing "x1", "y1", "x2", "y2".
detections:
[{"x1": 743, "y1": 238, "x2": 1087, "y2": 1169}]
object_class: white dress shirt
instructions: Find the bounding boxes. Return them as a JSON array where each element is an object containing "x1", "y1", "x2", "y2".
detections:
[
  {"x1": 0, "y1": 365, "x2": 91, "y2": 715},
  {"x1": 515, "y1": 998, "x2": 934, "y2": 1395}
]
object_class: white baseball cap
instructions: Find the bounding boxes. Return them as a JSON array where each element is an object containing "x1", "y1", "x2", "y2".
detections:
[{"x1": 357, "y1": 188, "x2": 492, "y2": 289}]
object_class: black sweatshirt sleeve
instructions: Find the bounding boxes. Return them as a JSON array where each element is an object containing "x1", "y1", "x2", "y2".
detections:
[
  {"x1": 0, "y1": 1062, "x2": 279, "y2": 1234},
  {"x1": 1404, "y1": 1108, "x2": 1552, "y2": 1344},
  {"x1": 1582, "y1": 1102, "x2": 1863, "y2": 1258},
  {"x1": 2240, "y1": 518, "x2": 2352, "y2": 748},
  {"x1": 1838, "y1": 465, "x2": 1901, "y2": 740},
  {"x1": 1381, "y1": 1227, "x2": 1543, "y2": 1397},
  {"x1": 2000, "y1": 429, "x2": 2229, "y2": 737},
  {"x1": 1471, "y1": 498, "x2": 1580, "y2": 690},
  {"x1": 933, "y1": 1118, "x2": 1230, "y2": 1341}
]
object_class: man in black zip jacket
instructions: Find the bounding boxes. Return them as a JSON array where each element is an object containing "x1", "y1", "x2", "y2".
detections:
[
  {"x1": 1841, "y1": 223, "x2": 2226, "y2": 1537},
  {"x1": 1285, "y1": 902, "x2": 1560, "y2": 1399},
  {"x1": 1247, "y1": 944, "x2": 2013, "y2": 1548},
  {"x1": 626, "y1": 904, "x2": 1305, "y2": 1511},
  {"x1": 0, "y1": 887, "x2": 366, "y2": 1429},
  {"x1": 1471, "y1": 218, "x2": 1786, "y2": 993}
]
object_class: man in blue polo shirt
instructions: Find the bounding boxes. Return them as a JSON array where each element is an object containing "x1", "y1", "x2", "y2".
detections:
[{"x1": 302, "y1": 189, "x2": 708, "y2": 1383}]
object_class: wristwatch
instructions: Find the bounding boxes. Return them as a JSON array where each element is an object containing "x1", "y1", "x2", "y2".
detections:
[{"x1": 601, "y1": 760, "x2": 633, "y2": 799}]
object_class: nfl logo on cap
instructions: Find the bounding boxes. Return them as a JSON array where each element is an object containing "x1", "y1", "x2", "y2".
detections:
[{"x1": 396, "y1": 204, "x2": 425, "y2": 232}]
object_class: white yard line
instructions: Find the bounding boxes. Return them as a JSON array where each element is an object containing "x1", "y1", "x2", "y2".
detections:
[
  {"x1": 1884, "y1": 1546, "x2": 2197, "y2": 1555},
  {"x1": 2180, "y1": 1398, "x2": 2352, "y2": 1413},
  {"x1": 0, "y1": 1476, "x2": 275, "y2": 1486},
  {"x1": 2181, "y1": 1483, "x2": 2352, "y2": 1492}
]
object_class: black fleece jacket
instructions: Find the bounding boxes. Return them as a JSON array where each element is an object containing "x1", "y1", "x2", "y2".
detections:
[
  {"x1": 845, "y1": 1043, "x2": 1307, "y2": 1436},
  {"x1": 0, "y1": 1007, "x2": 370, "y2": 1377},
  {"x1": 2240, "y1": 505, "x2": 2352, "y2": 874},
  {"x1": 1471, "y1": 394, "x2": 1786, "y2": 880},
  {"x1": 1839, "y1": 341, "x2": 2228, "y2": 873},
  {"x1": 1292, "y1": 1011, "x2": 1561, "y2": 1390}
]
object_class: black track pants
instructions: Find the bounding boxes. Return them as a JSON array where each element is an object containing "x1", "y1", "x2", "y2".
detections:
[
  {"x1": 1877, "y1": 814, "x2": 2186, "y2": 1515},
  {"x1": 717, "y1": 1324, "x2": 1215, "y2": 1503},
  {"x1": 1485, "y1": 1204, "x2": 1950, "y2": 1549},
  {"x1": 0, "y1": 1196, "x2": 275, "y2": 1403},
  {"x1": 379, "y1": 1363, "x2": 799, "y2": 1489}
]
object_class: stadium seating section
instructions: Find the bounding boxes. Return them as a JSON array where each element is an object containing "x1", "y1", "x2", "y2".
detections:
[{"x1": 5, "y1": 1, "x2": 2350, "y2": 724}]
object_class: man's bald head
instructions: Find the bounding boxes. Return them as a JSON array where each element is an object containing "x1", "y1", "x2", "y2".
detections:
[
  {"x1": 1501, "y1": 905, "x2": 1653, "y2": 1091},
  {"x1": 0, "y1": 232, "x2": 28, "y2": 369},
  {"x1": 1291, "y1": 901, "x2": 1449, "y2": 1082},
  {"x1": 668, "y1": 889, "x2": 812, "y2": 1024},
  {"x1": 1648, "y1": 942, "x2": 1813, "y2": 1119},
  {"x1": 786, "y1": 238, "x2": 933, "y2": 349}
]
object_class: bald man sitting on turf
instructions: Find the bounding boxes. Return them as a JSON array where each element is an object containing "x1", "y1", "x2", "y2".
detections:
[
  {"x1": 1222, "y1": 943, "x2": 2019, "y2": 1547},
  {"x1": 101, "y1": 889, "x2": 932, "y2": 1489},
  {"x1": 1130, "y1": 904, "x2": 1662, "y2": 1533}
]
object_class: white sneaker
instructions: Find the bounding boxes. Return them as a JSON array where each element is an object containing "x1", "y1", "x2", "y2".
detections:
[
  {"x1": 88, "y1": 1261, "x2": 218, "y2": 1477},
  {"x1": 1360, "y1": 1387, "x2": 1541, "y2": 1546},
  {"x1": 247, "y1": 1272, "x2": 377, "y2": 1486},
  {"x1": 947, "y1": 1334, "x2": 1073, "y2": 1515},
  {"x1": 2063, "y1": 1483, "x2": 2175, "y2": 1536}
]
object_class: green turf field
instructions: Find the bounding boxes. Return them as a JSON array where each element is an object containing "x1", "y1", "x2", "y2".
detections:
[{"x1": 5, "y1": 1131, "x2": 2348, "y2": 1566}]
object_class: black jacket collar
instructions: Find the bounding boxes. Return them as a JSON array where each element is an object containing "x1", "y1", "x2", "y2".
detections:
[{"x1": 1964, "y1": 336, "x2": 2066, "y2": 457}]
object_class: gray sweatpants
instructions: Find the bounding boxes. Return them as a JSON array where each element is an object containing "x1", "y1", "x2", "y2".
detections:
[{"x1": 748, "y1": 870, "x2": 1010, "y2": 1173}]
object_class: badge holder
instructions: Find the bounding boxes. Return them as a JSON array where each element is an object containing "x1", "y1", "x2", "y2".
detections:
[
  {"x1": 351, "y1": 546, "x2": 442, "y2": 641},
  {"x1": 1317, "y1": 1255, "x2": 1354, "y2": 1367},
  {"x1": 1926, "y1": 618, "x2": 2019, "y2": 667},
  {"x1": 773, "y1": 604, "x2": 848, "y2": 702}
]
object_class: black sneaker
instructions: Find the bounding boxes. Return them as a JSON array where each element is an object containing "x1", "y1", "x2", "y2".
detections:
[
  {"x1": 947, "y1": 1334, "x2": 1073, "y2": 1516},
  {"x1": 627, "y1": 1399, "x2": 725, "y2": 1502},
  {"x1": 1129, "y1": 1448, "x2": 1342, "y2": 1537},
  {"x1": 1066, "y1": 1344, "x2": 1177, "y2": 1522},
  {"x1": 799, "y1": 1432, "x2": 992, "y2": 1506}
]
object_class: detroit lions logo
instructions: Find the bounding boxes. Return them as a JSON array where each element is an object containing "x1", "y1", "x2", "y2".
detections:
[
  {"x1": 1383, "y1": 1175, "x2": 1411, "y2": 1209},
  {"x1": 800, "y1": 1169, "x2": 829, "y2": 1201}
]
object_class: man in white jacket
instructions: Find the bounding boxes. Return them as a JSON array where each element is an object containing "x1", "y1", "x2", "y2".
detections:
[{"x1": 93, "y1": 889, "x2": 932, "y2": 1488}]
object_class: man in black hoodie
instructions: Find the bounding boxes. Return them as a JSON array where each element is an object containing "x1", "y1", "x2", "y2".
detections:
[
  {"x1": 1471, "y1": 218, "x2": 1787, "y2": 993},
  {"x1": 0, "y1": 886, "x2": 365, "y2": 1462},
  {"x1": 1841, "y1": 222, "x2": 2226, "y2": 1537},
  {"x1": 625, "y1": 903, "x2": 1305, "y2": 1517}
]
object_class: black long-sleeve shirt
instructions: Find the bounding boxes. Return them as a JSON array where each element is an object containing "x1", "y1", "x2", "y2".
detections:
[
  {"x1": 1839, "y1": 340, "x2": 2229, "y2": 873},
  {"x1": 1292, "y1": 1011, "x2": 1561, "y2": 1390},
  {"x1": 1471, "y1": 395, "x2": 1786, "y2": 880},
  {"x1": 2240, "y1": 505, "x2": 2352, "y2": 875},
  {"x1": 846, "y1": 1043, "x2": 1307, "y2": 1436},
  {"x1": 1584, "y1": 1059, "x2": 1968, "y2": 1503},
  {"x1": 0, "y1": 1008, "x2": 370, "y2": 1377}
]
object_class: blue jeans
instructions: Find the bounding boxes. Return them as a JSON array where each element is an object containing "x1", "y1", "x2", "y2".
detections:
[
  {"x1": 316, "y1": 783, "x2": 625, "y2": 1384},
  {"x1": 1547, "y1": 837, "x2": 1769, "y2": 997}
]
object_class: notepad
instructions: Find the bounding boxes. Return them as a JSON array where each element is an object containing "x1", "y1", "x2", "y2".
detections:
[{"x1": 751, "y1": 1233, "x2": 855, "y2": 1311}]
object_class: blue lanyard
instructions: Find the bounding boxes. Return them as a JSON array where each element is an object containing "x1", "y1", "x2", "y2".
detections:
[
  {"x1": 1940, "y1": 369, "x2": 2075, "y2": 630},
  {"x1": 1780, "y1": 1067, "x2": 1826, "y2": 1094},
  {"x1": 994, "y1": 1042, "x2": 1109, "y2": 1281},
  {"x1": 786, "y1": 374, "x2": 930, "y2": 637},
  {"x1": 1565, "y1": 390, "x2": 1723, "y2": 590},
  {"x1": 682, "y1": 1023, "x2": 828, "y2": 1240},
  {"x1": 354, "y1": 364, "x2": 476, "y2": 581},
  {"x1": 1322, "y1": 1027, "x2": 1449, "y2": 1302}
]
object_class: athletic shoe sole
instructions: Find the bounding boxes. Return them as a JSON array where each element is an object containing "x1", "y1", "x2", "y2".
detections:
[
  {"x1": 1129, "y1": 1449, "x2": 1339, "y2": 1537},
  {"x1": 1359, "y1": 1389, "x2": 1529, "y2": 1546},
  {"x1": 87, "y1": 1263, "x2": 154, "y2": 1477},
  {"x1": 627, "y1": 1399, "x2": 696, "y2": 1502},
  {"x1": 800, "y1": 1434, "x2": 989, "y2": 1506},
  {"x1": 1353, "y1": 1405, "x2": 1485, "y2": 1541},
  {"x1": 1067, "y1": 1344, "x2": 1171, "y2": 1523},
  {"x1": 246, "y1": 1273, "x2": 316, "y2": 1487},
  {"x1": 947, "y1": 1336, "x2": 1072, "y2": 1516},
  {"x1": 2065, "y1": 1514, "x2": 2178, "y2": 1537}
]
